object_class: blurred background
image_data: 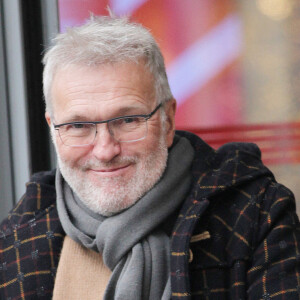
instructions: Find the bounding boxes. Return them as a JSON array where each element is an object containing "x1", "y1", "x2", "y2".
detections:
[{"x1": 1, "y1": 0, "x2": 300, "y2": 222}]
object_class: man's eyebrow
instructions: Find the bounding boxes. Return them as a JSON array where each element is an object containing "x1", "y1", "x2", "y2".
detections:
[{"x1": 62, "y1": 115, "x2": 91, "y2": 123}]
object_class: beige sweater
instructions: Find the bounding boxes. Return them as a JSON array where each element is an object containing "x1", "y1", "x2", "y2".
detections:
[{"x1": 52, "y1": 236, "x2": 112, "y2": 300}]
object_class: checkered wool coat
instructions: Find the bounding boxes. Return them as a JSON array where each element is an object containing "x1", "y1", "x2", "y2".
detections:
[{"x1": 0, "y1": 131, "x2": 300, "y2": 299}]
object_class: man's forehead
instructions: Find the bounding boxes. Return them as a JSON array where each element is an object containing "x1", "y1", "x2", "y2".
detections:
[
  {"x1": 51, "y1": 63, "x2": 157, "y2": 121},
  {"x1": 52, "y1": 62, "x2": 155, "y2": 98}
]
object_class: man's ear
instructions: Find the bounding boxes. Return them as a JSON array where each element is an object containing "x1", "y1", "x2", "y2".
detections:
[
  {"x1": 45, "y1": 112, "x2": 52, "y2": 128},
  {"x1": 164, "y1": 99, "x2": 177, "y2": 147}
]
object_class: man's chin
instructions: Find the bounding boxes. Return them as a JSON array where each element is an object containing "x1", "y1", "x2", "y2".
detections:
[
  {"x1": 85, "y1": 173, "x2": 131, "y2": 190},
  {"x1": 76, "y1": 186, "x2": 140, "y2": 216}
]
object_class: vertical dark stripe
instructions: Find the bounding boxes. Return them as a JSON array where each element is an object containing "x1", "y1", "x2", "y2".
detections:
[
  {"x1": 20, "y1": 0, "x2": 51, "y2": 173},
  {"x1": 0, "y1": 1, "x2": 16, "y2": 206}
]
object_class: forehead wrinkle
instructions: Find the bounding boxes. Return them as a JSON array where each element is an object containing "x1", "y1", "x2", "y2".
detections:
[
  {"x1": 63, "y1": 83, "x2": 153, "y2": 104},
  {"x1": 61, "y1": 65, "x2": 155, "y2": 99}
]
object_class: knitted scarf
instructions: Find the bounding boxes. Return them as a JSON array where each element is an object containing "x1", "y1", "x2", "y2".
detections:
[{"x1": 56, "y1": 136, "x2": 194, "y2": 300}]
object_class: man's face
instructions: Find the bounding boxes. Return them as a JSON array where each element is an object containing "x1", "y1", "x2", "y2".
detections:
[{"x1": 46, "y1": 62, "x2": 176, "y2": 215}]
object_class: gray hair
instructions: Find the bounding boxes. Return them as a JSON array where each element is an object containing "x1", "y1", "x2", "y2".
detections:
[{"x1": 42, "y1": 15, "x2": 173, "y2": 115}]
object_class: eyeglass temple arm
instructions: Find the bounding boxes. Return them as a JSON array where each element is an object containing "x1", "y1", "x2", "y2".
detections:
[{"x1": 146, "y1": 103, "x2": 162, "y2": 120}]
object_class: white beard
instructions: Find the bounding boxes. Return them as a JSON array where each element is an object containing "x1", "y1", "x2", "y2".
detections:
[{"x1": 55, "y1": 132, "x2": 168, "y2": 216}]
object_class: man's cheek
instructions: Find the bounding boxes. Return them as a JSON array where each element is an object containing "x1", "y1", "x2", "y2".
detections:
[{"x1": 59, "y1": 148, "x2": 87, "y2": 165}]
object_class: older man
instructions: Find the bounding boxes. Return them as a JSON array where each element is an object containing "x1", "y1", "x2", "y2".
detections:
[{"x1": 0, "y1": 16, "x2": 299, "y2": 300}]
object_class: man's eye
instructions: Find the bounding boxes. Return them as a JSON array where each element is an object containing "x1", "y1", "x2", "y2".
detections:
[
  {"x1": 110, "y1": 117, "x2": 144, "y2": 129},
  {"x1": 72, "y1": 123, "x2": 85, "y2": 129},
  {"x1": 64, "y1": 123, "x2": 91, "y2": 131},
  {"x1": 124, "y1": 118, "x2": 135, "y2": 124}
]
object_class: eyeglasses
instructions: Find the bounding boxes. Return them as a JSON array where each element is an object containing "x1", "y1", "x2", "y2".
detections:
[{"x1": 53, "y1": 103, "x2": 162, "y2": 147}]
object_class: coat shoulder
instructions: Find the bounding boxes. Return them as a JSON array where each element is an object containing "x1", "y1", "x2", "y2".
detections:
[{"x1": 0, "y1": 170, "x2": 57, "y2": 234}]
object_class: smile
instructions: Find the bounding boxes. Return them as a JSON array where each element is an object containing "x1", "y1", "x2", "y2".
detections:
[{"x1": 89, "y1": 164, "x2": 132, "y2": 177}]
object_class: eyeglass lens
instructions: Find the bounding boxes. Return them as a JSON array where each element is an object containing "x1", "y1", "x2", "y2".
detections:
[{"x1": 58, "y1": 116, "x2": 148, "y2": 146}]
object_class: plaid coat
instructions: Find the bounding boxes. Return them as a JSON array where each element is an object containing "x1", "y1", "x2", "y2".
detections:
[{"x1": 0, "y1": 131, "x2": 299, "y2": 299}]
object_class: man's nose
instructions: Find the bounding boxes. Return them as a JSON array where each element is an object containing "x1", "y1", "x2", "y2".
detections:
[{"x1": 91, "y1": 124, "x2": 121, "y2": 162}]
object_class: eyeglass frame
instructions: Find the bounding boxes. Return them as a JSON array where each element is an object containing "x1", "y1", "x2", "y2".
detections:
[{"x1": 53, "y1": 103, "x2": 163, "y2": 147}]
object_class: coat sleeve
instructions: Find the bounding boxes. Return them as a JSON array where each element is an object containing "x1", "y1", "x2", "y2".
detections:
[{"x1": 247, "y1": 181, "x2": 300, "y2": 299}]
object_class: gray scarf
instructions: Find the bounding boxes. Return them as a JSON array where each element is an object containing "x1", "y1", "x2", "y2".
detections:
[{"x1": 56, "y1": 136, "x2": 195, "y2": 300}]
